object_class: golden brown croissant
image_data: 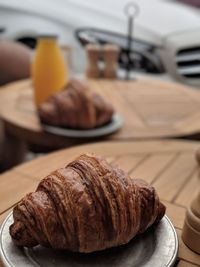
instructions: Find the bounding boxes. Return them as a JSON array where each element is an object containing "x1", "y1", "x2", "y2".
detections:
[
  {"x1": 10, "y1": 154, "x2": 165, "y2": 253},
  {"x1": 38, "y1": 80, "x2": 114, "y2": 129}
]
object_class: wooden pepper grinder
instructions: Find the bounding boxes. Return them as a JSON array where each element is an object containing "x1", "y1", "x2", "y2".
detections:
[
  {"x1": 182, "y1": 149, "x2": 200, "y2": 254},
  {"x1": 182, "y1": 192, "x2": 200, "y2": 254},
  {"x1": 86, "y1": 44, "x2": 101, "y2": 78},
  {"x1": 103, "y1": 44, "x2": 119, "y2": 79}
]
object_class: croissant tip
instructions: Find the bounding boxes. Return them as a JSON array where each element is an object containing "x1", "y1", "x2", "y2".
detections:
[
  {"x1": 9, "y1": 221, "x2": 38, "y2": 248},
  {"x1": 156, "y1": 202, "x2": 166, "y2": 223}
]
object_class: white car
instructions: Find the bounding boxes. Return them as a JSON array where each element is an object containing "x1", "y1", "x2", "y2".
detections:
[{"x1": 1, "y1": 0, "x2": 200, "y2": 87}]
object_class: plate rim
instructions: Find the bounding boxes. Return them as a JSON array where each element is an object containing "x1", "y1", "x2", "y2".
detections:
[
  {"x1": 164, "y1": 215, "x2": 179, "y2": 267},
  {"x1": 41, "y1": 112, "x2": 123, "y2": 138},
  {"x1": 0, "y1": 212, "x2": 178, "y2": 267},
  {"x1": 0, "y1": 213, "x2": 13, "y2": 267}
]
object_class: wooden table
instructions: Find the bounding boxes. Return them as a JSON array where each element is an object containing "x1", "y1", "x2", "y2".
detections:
[
  {"x1": 0, "y1": 139, "x2": 200, "y2": 266},
  {"x1": 1, "y1": 78, "x2": 200, "y2": 153}
]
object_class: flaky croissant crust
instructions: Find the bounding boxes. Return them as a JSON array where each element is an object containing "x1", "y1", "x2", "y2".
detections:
[{"x1": 10, "y1": 154, "x2": 165, "y2": 253}]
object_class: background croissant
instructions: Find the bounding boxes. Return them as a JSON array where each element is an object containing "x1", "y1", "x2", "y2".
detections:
[
  {"x1": 10, "y1": 154, "x2": 165, "y2": 253},
  {"x1": 39, "y1": 80, "x2": 114, "y2": 129}
]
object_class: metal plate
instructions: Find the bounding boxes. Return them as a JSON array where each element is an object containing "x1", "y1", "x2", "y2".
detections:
[
  {"x1": 0, "y1": 213, "x2": 178, "y2": 267},
  {"x1": 41, "y1": 113, "x2": 123, "y2": 138}
]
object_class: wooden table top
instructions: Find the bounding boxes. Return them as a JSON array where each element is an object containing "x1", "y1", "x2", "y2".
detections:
[
  {"x1": 1, "y1": 78, "x2": 200, "y2": 150},
  {"x1": 0, "y1": 139, "x2": 200, "y2": 266}
]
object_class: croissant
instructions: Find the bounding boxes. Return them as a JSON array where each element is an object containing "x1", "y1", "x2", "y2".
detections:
[
  {"x1": 10, "y1": 154, "x2": 165, "y2": 253},
  {"x1": 38, "y1": 79, "x2": 114, "y2": 129}
]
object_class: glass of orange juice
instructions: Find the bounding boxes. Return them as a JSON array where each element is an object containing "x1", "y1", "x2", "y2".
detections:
[{"x1": 32, "y1": 35, "x2": 68, "y2": 107}]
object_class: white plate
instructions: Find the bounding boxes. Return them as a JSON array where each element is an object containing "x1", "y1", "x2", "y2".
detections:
[
  {"x1": 41, "y1": 113, "x2": 123, "y2": 138},
  {"x1": 0, "y1": 213, "x2": 178, "y2": 267}
]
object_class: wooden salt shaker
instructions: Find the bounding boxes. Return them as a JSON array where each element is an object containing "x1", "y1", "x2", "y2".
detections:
[
  {"x1": 103, "y1": 44, "x2": 119, "y2": 79},
  {"x1": 182, "y1": 150, "x2": 200, "y2": 254},
  {"x1": 182, "y1": 191, "x2": 200, "y2": 254},
  {"x1": 86, "y1": 44, "x2": 101, "y2": 78}
]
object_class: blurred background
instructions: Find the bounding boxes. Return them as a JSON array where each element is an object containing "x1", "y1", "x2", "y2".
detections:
[
  {"x1": 1, "y1": 0, "x2": 200, "y2": 87},
  {"x1": 1, "y1": 0, "x2": 200, "y2": 171}
]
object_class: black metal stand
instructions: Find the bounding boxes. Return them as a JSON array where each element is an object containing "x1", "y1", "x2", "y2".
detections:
[{"x1": 124, "y1": 2, "x2": 139, "y2": 80}]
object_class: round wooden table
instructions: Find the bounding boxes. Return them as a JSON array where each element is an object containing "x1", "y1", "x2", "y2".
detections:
[
  {"x1": 1, "y1": 78, "x2": 200, "y2": 153},
  {"x1": 0, "y1": 139, "x2": 200, "y2": 267}
]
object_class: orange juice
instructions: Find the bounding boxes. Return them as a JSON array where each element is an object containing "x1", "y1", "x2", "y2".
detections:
[{"x1": 32, "y1": 35, "x2": 68, "y2": 106}]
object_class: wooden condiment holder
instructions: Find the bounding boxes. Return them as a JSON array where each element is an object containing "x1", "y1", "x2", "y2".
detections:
[
  {"x1": 86, "y1": 44, "x2": 101, "y2": 78},
  {"x1": 182, "y1": 192, "x2": 200, "y2": 254},
  {"x1": 103, "y1": 44, "x2": 119, "y2": 79},
  {"x1": 182, "y1": 150, "x2": 200, "y2": 254}
]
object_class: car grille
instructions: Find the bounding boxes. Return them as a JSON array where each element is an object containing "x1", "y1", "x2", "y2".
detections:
[{"x1": 176, "y1": 47, "x2": 200, "y2": 78}]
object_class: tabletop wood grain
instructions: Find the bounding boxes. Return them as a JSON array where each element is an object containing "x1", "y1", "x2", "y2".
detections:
[
  {"x1": 0, "y1": 139, "x2": 200, "y2": 266},
  {"x1": 1, "y1": 78, "x2": 200, "y2": 151}
]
